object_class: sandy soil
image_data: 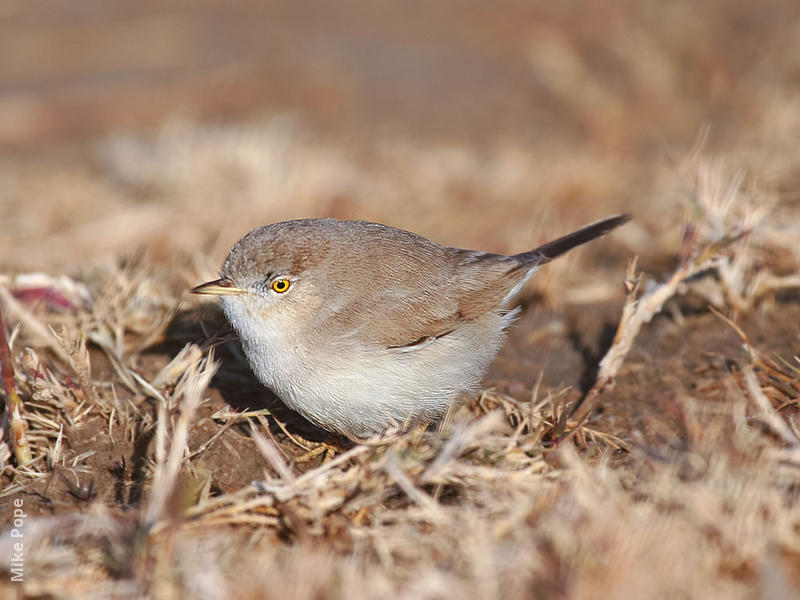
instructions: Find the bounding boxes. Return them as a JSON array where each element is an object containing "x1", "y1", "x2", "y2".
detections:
[{"x1": 1, "y1": 1, "x2": 799, "y2": 598}]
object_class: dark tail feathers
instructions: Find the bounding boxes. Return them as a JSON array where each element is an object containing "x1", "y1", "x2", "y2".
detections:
[{"x1": 517, "y1": 214, "x2": 631, "y2": 264}]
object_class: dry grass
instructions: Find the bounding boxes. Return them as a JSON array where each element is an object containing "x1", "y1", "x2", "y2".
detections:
[
  {"x1": 2, "y1": 1, "x2": 800, "y2": 597},
  {"x1": 0, "y1": 142, "x2": 798, "y2": 598}
]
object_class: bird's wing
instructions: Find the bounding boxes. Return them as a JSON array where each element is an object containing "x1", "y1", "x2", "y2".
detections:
[
  {"x1": 322, "y1": 214, "x2": 629, "y2": 349},
  {"x1": 337, "y1": 251, "x2": 530, "y2": 349}
]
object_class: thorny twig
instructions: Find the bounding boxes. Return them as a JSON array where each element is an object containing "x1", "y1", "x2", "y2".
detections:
[
  {"x1": 0, "y1": 299, "x2": 33, "y2": 465},
  {"x1": 563, "y1": 225, "x2": 751, "y2": 439}
]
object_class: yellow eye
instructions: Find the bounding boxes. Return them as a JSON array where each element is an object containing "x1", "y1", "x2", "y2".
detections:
[{"x1": 271, "y1": 278, "x2": 291, "y2": 293}]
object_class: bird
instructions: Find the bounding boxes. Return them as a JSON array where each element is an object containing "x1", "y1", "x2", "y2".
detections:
[{"x1": 192, "y1": 214, "x2": 630, "y2": 438}]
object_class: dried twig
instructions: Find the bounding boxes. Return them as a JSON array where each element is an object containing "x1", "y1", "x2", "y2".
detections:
[
  {"x1": 143, "y1": 351, "x2": 218, "y2": 529},
  {"x1": 742, "y1": 366, "x2": 798, "y2": 446},
  {"x1": 566, "y1": 226, "x2": 750, "y2": 435}
]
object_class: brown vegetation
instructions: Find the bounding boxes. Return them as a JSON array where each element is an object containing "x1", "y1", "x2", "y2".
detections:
[{"x1": 1, "y1": 1, "x2": 799, "y2": 598}]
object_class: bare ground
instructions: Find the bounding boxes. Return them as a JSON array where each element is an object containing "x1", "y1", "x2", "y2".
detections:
[
  {"x1": 5, "y1": 295, "x2": 800, "y2": 518},
  {"x1": 1, "y1": 1, "x2": 800, "y2": 598}
]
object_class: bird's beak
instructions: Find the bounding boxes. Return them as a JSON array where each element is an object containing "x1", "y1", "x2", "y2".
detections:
[{"x1": 191, "y1": 277, "x2": 247, "y2": 296}]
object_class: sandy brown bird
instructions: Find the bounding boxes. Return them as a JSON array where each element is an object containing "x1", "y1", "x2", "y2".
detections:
[{"x1": 193, "y1": 214, "x2": 630, "y2": 438}]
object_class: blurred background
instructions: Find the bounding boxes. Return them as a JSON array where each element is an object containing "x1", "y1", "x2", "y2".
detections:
[{"x1": 1, "y1": 0, "x2": 798, "y2": 283}]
